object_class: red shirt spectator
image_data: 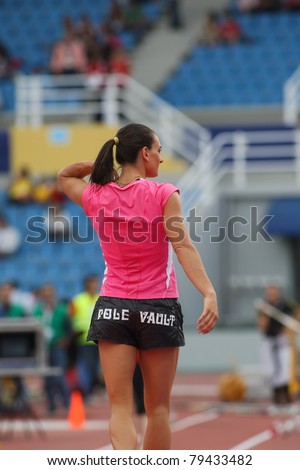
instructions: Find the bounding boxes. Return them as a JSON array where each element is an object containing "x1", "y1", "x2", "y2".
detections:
[
  {"x1": 109, "y1": 49, "x2": 131, "y2": 86},
  {"x1": 219, "y1": 12, "x2": 242, "y2": 44}
]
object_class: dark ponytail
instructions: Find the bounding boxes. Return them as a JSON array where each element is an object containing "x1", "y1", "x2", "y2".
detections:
[
  {"x1": 90, "y1": 123, "x2": 155, "y2": 186},
  {"x1": 90, "y1": 139, "x2": 117, "y2": 185}
]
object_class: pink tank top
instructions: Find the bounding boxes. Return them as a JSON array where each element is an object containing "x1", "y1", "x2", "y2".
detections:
[{"x1": 82, "y1": 179, "x2": 179, "y2": 299}]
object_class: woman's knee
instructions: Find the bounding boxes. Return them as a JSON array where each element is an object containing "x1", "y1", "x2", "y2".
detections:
[
  {"x1": 145, "y1": 402, "x2": 170, "y2": 418},
  {"x1": 108, "y1": 388, "x2": 132, "y2": 405}
]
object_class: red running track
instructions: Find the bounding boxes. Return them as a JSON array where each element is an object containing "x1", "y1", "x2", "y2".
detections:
[{"x1": 1, "y1": 374, "x2": 299, "y2": 450}]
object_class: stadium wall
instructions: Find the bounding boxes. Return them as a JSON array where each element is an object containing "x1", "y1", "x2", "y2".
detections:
[
  {"x1": 177, "y1": 328, "x2": 261, "y2": 373},
  {"x1": 10, "y1": 124, "x2": 118, "y2": 174},
  {"x1": 0, "y1": 130, "x2": 10, "y2": 173},
  {"x1": 175, "y1": 195, "x2": 295, "y2": 329}
]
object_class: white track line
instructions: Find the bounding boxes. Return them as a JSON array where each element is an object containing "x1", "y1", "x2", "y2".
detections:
[
  {"x1": 231, "y1": 415, "x2": 300, "y2": 450},
  {"x1": 171, "y1": 411, "x2": 219, "y2": 432},
  {"x1": 98, "y1": 443, "x2": 113, "y2": 450},
  {"x1": 172, "y1": 384, "x2": 218, "y2": 396},
  {"x1": 0, "y1": 420, "x2": 108, "y2": 432},
  {"x1": 97, "y1": 411, "x2": 220, "y2": 449},
  {"x1": 231, "y1": 430, "x2": 273, "y2": 450}
]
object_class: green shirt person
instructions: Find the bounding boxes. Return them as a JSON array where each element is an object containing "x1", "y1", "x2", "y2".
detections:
[{"x1": 32, "y1": 284, "x2": 71, "y2": 414}]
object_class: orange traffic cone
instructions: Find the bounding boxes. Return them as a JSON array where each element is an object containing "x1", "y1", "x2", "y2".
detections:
[{"x1": 68, "y1": 390, "x2": 86, "y2": 429}]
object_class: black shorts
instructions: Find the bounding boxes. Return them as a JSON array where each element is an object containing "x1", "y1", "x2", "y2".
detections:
[{"x1": 87, "y1": 296, "x2": 185, "y2": 350}]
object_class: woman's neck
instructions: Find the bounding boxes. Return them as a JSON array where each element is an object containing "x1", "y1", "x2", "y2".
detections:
[{"x1": 116, "y1": 166, "x2": 146, "y2": 185}]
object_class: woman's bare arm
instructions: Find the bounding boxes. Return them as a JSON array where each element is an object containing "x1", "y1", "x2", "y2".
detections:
[
  {"x1": 163, "y1": 191, "x2": 218, "y2": 334},
  {"x1": 57, "y1": 161, "x2": 94, "y2": 207}
]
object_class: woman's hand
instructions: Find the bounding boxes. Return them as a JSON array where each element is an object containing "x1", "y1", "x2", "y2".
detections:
[{"x1": 196, "y1": 292, "x2": 219, "y2": 334}]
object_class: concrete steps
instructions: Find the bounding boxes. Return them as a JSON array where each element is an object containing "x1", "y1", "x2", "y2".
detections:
[{"x1": 131, "y1": 0, "x2": 229, "y2": 92}]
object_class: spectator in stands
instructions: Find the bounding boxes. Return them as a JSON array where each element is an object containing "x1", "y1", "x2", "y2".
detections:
[
  {"x1": 259, "y1": 0, "x2": 281, "y2": 10},
  {"x1": 44, "y1": 201, "x2": 71, "y2": 243},
  {"x1": 109, "y1": 47, "x2": 131, "y2": 85},
  {"x1": 107, "y1": 0, "x2": 126, "y2": 34},
  {"x1": 10, "y1": 281, "x2": 37, "y2": 316},
  {"x1": 257, "y1": 284, "x2": 299, "y2": 408},
  {"x1": 236, "y1": 0, "x2": 260, "y2": 13},
  {"x1": 86, "y1": 43, "x2": 107, "y2": 76},
  {"x1": 84, "y1": 44, "x2": 108, "y2": 123},
  {"x1": 283, "y1": 0, "x2": 300, "y2": 9},
  {"x1": 8, "y1": 166, "x2": 33, "y2": 204},
  {"x1": 62, "y1": 15, "x2": 75, "y2": 33},
  {"x1": 168, "y1": 0, "x2": 184, "y2": 30},
  {"x1": 0, "y1": 214, "x2": 21, "y2": 257},
  {"x1": 96, "y1": 21, "x2": 123, "y2": 65},
  {"x1": 32, "y1": 176, "x2": 67, "y2": 205},
  {"x1": 32, "y1": 176, "x2": 53, "y2": 204},
  {"x1": 0, "y1": 282, "x2": 25, "y2": 318},
  {"x1": 236, "y1": 0, "x2": 281, "y2": 11},
  {"x1": 219, "y1": 11, "x2": 243, "y2": 45},
  {"x1": 49, "y1": 25, "x2": 87, "y2": 74},
  {"x1": 198, "y1": 11, "x2": 221, "y2": 46},
  {"x1": 124, "y1": 0, "x2": 150, "y2": 43},
  {"x1": 76, "y1": 14, "x2": 95, "y2": 40},
  {"x1": 33, "y1": 283, "x2": 71, "y2": 415},
  {"x1": 75, "y1": 14, "x2": 98, "y2": 65},
  {"x1": 49, "y1": 178, "x2": 67, "y2": 205},
  {"x1": 106, "y1": 47, "x2": 131, "y2": 120},
  {"x1": 0, "y1": 42, "x2": 12, "y2": 79},
  {"x1": 69, "y1": 275, "x2": 104, "y2": 400}
]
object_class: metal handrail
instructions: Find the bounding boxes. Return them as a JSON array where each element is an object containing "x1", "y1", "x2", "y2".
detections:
[
  {"x1": 178, "y1": 128, "x2": 300, "y2": 215},
  {"x1": 14, "y1": 73, "x2": 211, "y2": 164},
  {"x1": 283, "y1": 64, "x2": 300, "y2": 125},
  {"x1": 15, "y1": 73, "x2": 300, "y2": 218}
]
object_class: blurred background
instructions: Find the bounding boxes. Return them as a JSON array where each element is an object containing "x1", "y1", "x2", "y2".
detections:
[{"x1": 1, "y1": 0, "x2": 300, "y2": 447}]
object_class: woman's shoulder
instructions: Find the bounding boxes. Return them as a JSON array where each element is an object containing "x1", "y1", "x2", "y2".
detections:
[
  {"x1": 141, "y1": 179, "x2": 178, "y2": 191},
  {"x1": 82, "y1": 183, "x2": 103, "y2": 214},
  {"x1": 141, "y1": 180, "x2": 180, "y2": 207},
  {"x1": 83, "y1": 182, "x2": 104, "y2": 197}
]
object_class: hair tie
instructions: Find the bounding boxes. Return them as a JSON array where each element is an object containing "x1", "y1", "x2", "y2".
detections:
[{"x1": 113, "y1": 136, "x2": 119, "y2": 146}]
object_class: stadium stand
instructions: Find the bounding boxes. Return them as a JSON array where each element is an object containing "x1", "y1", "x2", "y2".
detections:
[
  {"x1": 158, "y1": 10, "x2": 300, "y2": 107},
  {"x1": 0, "y1": 192, "x2": 104, "y2": 301},
  {"x1": 0, "y1": 0, "x2": 162, "y2": 112},
  {"x1": 0, "y1": 0, "x2": 165, "y2": 299},
  {"x1": 0, "y1": 0, "x2": 162, "y2": 298}
]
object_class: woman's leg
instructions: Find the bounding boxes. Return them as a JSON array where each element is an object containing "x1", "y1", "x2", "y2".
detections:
[
  {"x1": 98, "y1": 342, "x2": 137, "y2": 450},
  {"x1": 139, "y1": 347, "x2": 179, "y2": 450},
  {"x1": 133, "y1": 363, "x2": 147, "y2": 448}
]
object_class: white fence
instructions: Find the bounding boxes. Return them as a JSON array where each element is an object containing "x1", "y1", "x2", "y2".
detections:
[
  {"x1": 283, "y1": 65, "x2": 300, "y2": 125},
  {"x1": 15, "y1": 73, "x2": 300, "y2": 216},
  {"x1": 14, "y1": 73, "x2": 211, "y2": 164},
  {"x1": 178, "y1": 128, "x2": 300, "y2": 215}
]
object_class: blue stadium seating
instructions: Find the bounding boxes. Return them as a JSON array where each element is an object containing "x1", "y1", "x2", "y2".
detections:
[
  {"x1": 0, "y1": 0, "x2": 162, "y2": 110},
  {"x1": 0, "y1": 0, "x2": 112, "y2": 73},
  {"x1": 158, "y1": 11, "x2": 300, "y2": 107},
  {"x1": 0, "y1": 193, "x2": 105, "y2": 300},
  {"x1": 0, "y1": 82, "x2": 14, "y2": 111}
]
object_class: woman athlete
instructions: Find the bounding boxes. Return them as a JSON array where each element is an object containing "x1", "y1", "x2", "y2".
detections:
[{"x1": 57, "y1": 123, "x2": 218, "y2": 450}]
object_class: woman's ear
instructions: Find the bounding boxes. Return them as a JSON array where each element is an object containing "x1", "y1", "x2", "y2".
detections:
[{"x1": 141, "y1": 146, "x2": 150, "y2": 162}]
